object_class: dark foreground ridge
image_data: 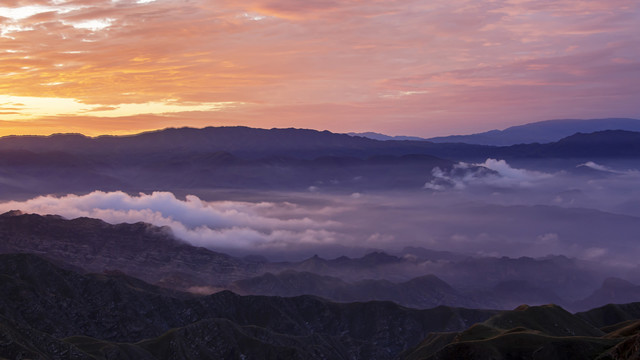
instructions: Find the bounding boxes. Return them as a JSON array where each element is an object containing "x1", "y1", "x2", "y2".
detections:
[
  {"x1": 1, "y1": 253, "x2": 640, "y2": 359},
  {"x1": 0, "y1": 253, "x2": 497, "y2": 360},
  {"x1": 403, "y1": 303, "x2": 640, "y2": 360},
  {"x1": 424, "y1": 118, "x2": 640, "y2": 146}
]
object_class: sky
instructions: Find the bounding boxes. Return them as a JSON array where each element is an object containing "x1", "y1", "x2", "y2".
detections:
[{"x1": 0, "y1": 0, "x2": 638, "y2": 137}]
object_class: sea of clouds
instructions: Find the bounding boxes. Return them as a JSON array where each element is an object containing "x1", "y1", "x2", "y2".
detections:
[{"x1": 1, "y1": 159, "x2": 639, "y2": 265}]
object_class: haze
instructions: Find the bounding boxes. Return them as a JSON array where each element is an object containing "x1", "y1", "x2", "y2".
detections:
[{"x1": 2, "y1": 156, "x2": 640, "y2": 274}]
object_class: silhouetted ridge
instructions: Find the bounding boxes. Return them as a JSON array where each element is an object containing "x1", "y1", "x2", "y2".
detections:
[
  {"x1": 2, "y1": 125, "x2": 639, "y2": 163},
  {"x1": 0, "y1": 126, "x2": 388, "y2": 159},
  {"x1": 402, "y1": 304, "x2": 633, "y2": 360},
  {"x1": 531, "y1": 130, "x2": 640, "y2": 158},
  {"x1": 2, "y1": 125, "x2": 640, "y2": 199},
  {"x1": 0, "y1": 253, "x2": 499, "y2": 359},
  {"x1": 425, "y1": 118, "x2": 640, "y2": 145}
]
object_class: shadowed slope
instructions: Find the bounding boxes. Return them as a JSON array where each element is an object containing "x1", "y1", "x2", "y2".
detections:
[
  {"x1": 0, "y1": 211, "x2": 258, "y2": 289},
  {"x1": 0, "y1": 253, "x2": 499, "y2": 360},
  {"x1": 402, "y1": 305, "x2": 627, "y2": 360}
]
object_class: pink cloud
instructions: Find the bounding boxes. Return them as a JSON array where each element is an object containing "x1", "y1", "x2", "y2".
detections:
[{"x1": 0, "y1": 0, "x2": 638, "y2": 136}]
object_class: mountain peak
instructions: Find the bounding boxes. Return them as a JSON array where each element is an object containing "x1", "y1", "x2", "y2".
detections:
[{"x1": 1, "y1": 210, "x2": 24, "y2": 217}]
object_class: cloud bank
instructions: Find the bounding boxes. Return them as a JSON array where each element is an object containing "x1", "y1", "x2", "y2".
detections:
[
  {"x1": 425, "y1": 158, "x2": 553, "y2": 190},
  {"x1": 0, "y1": 191, "x2": 345, "y2": 250},
  {"x1": 1, "y1": 159, "x2": 640, "y2": 266}
]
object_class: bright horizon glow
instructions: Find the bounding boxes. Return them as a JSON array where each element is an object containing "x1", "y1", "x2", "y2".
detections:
[
  {"x1": 0, "y1": 0, "x2": 639, "y2": 137},
  {"x1": 0, "y1": 95, "x2": 241, "y2": 119}
]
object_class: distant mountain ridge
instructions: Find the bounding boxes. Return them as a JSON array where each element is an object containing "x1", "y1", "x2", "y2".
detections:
[
  {"x1": 2, "y1": 211, "x2": 632, "y2": 311},
  {"x1": 426, "y1": 118, "x2": 640, "y2": 145},
  {"x1": 347, "y1": 131, "x2": 427, "y2": 141},
  {"x1": 0, "y1": 126, "x2": 387, "y2": 159},
  {"x1": 348, "y1": 118, "x2": 640, "y2": 146},
  {"x1": 2, "y1": 124, "x2": 640, "y2": 163},
  {"x1": 229, "y1": 270, "x2": 477, "y2": 309},
  {"x1": 5, "y1": 125, "x2": 640, "y2": 198}
]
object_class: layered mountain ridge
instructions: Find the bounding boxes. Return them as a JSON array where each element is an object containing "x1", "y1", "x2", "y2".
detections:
[
  {"x1": 1, "y1": 120, "x2": 640, "y2": 359},
  {"x1": 402, "y1": 302, "x2": 640, "y2": 360},
  {"x1": 424, "y1": 118, "x2": 640, "y2": 145},
  {"x1": 0, "y1": 211, "x2": 632, "y2": 312},
  {"x1": 2, "y1": 124, "x2": 640, "y2": 199},
  {"x1": 0, "y1": 253, "x2": 498, "y2": 360},
  {"x1": 2, "y1": 252, "x2": 640, "y2": 360}
]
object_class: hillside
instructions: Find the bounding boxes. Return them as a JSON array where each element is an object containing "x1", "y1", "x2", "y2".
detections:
[
  {"x1": 402, "y1": 304, "x2": 637, "y2": 360},
  {"x1": 0, "y1": 210, "x2": 259, "y2": 289},
  {"x1": 4, "y1": 252, "x2": 638, "y2": 359},
  {"x1": 0, "y1": 253, "x2": 498, "y2": 360},
  {"x1": 0, "y1": 211, "x2": 623, "y2": 310}
]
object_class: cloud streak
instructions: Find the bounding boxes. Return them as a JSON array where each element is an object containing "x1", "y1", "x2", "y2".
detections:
[{"x1": 577, "y1": 161, "x2": 640, "y2": 175}]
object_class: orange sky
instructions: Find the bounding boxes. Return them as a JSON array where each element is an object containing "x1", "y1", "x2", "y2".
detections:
[{"x1": 1, "y1": 0, "x2": 639, "y2": 137}]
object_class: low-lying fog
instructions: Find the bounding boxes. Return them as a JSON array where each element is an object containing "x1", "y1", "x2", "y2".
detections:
[{"x1": 1, "y1": 158, "x2": 639, "y2": 273}]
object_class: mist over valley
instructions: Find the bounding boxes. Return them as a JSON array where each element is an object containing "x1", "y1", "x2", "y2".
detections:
[{"x1": 1, "y1": 120, "x2": 640, "y2": 359}]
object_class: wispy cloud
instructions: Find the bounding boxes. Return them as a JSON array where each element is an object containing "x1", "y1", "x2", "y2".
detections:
[
  {"x1": 577, "y1": 161, "x2": 640, "y2": 175},
  {"x1": 0, "y1": 0, "x2": 638, "y2": 136}
]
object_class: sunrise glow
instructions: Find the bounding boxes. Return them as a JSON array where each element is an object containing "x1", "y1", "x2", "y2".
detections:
[{"x1": 1, "y1": 0, "x2": 638, "y2": 137}]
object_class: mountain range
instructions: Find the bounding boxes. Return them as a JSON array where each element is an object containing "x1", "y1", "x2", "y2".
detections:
[
  {"x1": 351, "y1": 118, "x2": 640, "y2": 146},
  {"x1": 403, "y1": 303, "x2": 640, "y2": 360},
  {"x1": 1, "y1": 119, "x2": 640, "y2": 359},
  {"x1": 2, "y1": 124, "x2": 640, "y2": 199},
  {"x1": 3, "y1": 121, "x2": 640, "y2": 162},
  {"x1": 0, "y1": 253, "x2": 498, "y2": 360},
  {"x1": 2, "y1": 252, "x2": 640, "y2": 360},
  {"x1": 0, "y1": 211, "x2": 632, "y2": 312}
]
